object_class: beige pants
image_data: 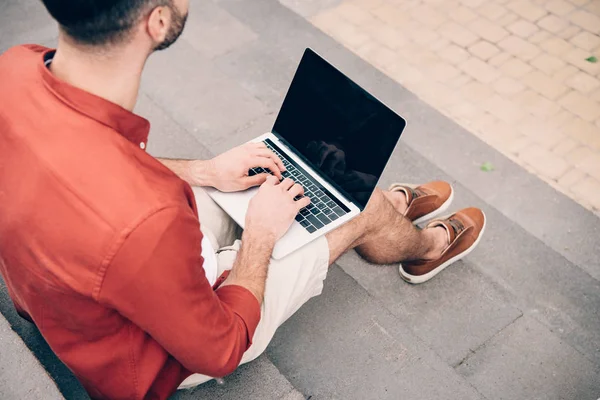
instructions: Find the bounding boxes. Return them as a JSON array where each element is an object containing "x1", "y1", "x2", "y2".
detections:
[{"x1": 178, "y1": 187, "x2": 330, "y2": 389}]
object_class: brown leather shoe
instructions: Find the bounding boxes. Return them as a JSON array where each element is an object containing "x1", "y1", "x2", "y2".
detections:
[
  {"x1": 389, "y1": 181, "x2": 454, "y2": 225},
  {"x1": 399, "y1": 207, "x2": 486, "y2": 284}
]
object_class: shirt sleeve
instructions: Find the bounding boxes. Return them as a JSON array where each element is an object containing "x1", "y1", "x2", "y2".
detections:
[{"x1": 96, "y1": 205, "x2": 261, "y2": 378}]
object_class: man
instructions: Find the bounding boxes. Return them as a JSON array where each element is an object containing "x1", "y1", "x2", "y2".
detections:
[{"x1": 0, "y1": 0, "x2": 485, "y2": 398}]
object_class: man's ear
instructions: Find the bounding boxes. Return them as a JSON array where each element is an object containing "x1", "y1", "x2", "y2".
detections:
[{"x1": 146, "y1": 5, "x2": 172, "y2": 44}]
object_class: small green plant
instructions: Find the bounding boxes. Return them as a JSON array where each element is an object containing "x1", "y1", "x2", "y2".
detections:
[
  {"x1": 480, "y1": 162, "x2": 495, "y2": 172},
  {"x1": 585, "y1": 56, "x2": 598, "y2": 63}
]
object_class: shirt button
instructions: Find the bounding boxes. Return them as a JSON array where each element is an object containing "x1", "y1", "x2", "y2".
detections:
[{"x1": 140, "y1": 142, "x2": 146, "y2": 150}]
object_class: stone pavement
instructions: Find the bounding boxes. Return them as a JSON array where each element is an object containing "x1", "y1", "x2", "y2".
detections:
[
  {"x1": 1, "y1": 0, "x2": 600, "y2": 399},
  {"x1": 285, "y1": 0, "x2": 600, "y2": 214}
]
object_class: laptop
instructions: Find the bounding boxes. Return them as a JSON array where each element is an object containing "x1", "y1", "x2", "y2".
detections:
[{"x1": 206, "y1": 48, "x2": 406, "y2": 259}]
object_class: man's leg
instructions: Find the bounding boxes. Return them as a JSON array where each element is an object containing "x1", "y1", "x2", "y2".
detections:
[
  {"x1": 326, "y1": 187, "x2": 448, "y2": 265},
  {"x1": 179, "y1": 185, "x2": 483, "y2": 389}
]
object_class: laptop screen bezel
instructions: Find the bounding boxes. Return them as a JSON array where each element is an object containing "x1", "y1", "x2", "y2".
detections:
[{"x1": 272, "y1": 48, "x2": 407, "y2": 211}]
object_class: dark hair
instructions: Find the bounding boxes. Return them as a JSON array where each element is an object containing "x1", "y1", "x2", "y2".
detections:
[{"x1": 40, "y1": 0, "x2": 170, "y2": 45}]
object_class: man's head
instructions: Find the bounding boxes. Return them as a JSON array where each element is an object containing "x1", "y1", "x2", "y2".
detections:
[{"x1": 40, "y1": 0, "x2": 189, "y2": 51}]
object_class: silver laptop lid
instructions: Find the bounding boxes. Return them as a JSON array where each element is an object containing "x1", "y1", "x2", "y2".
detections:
[{"x1": 272, "y1": 48, "x2": 406, "y2": 211}]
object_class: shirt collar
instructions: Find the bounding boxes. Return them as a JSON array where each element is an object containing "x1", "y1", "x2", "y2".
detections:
[{"x1": 39, "y1": 49, "x2": 150, "y2": 149}]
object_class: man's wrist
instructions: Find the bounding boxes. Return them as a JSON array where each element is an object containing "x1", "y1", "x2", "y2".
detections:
[{"x1": 188, "y1": 159, "x2": 217, "y2": 187}]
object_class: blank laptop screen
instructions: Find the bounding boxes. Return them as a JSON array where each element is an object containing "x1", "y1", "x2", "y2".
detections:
[{"x1": 272, "y1": 48, "x2": 406, "y2": 209}]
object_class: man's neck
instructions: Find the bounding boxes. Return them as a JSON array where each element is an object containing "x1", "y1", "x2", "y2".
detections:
[{"x1": 49, "y1": 35, "x2": 148, "y2": 111}]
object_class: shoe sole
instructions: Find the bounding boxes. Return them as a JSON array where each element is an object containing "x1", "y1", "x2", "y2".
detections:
[
  {"x1": 398, "y1": 211, "x2": 487, "y2": 284},
  {"x1": 395, "y1": 183, "x2": 455, "y2": 226}
]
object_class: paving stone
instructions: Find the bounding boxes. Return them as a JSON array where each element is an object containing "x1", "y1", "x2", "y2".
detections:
[
  {"x1": 565, "y1": 46, "x2": 600, "y2": 75},
  {"x1": 268, "y1": 266, "x2": 484, "y2": 400},
  {"x1": 539, "y1": 36, "x2": 573, "y2": 56},
  {"x1": 559, "y1": 90, "x2": 600, "y2": 122},
  {"x1": 483, "y1": 94, "x2": 527, "y2": 123},
  {"x1": 570, "y1": 30, "x2": 600, "y2": 51},
  {"x1": 523, "y1": 69, "x2": 570, "y2": 100},
  {"x1": 507, "y1": 0, "x2": 548, "y2": 22},
  {"x1": 335, "y1": 2, "x2": 376, "y2": 25},
  {"x1": 468, "y1": 18, "x2": 510, "y2": 43},
  {"x1": 476, "y1": 3, "x2": 508, "y2": 20},
  {"x1": 537, "y1": 14, "x2": 570, "y2": 34},
  {"x1": 557, "y1": 24, "x2": 582, "y2": 40},
  {"x1": 544, "y1": 0, "x2": 576, "y2": 16},
  {"x1": 565, "y1": 71, "x2": 600, "y2": 94},
  {"x1": 449, "y1": 5, "x2": 480, "y2": 24},
  {"x1": 438, "y1": 43, "x2": 471, "y2": 64},
  {"x1": 552, "y1": 136, "x2": 580, "y2": 156},
  {"x1": 488, "y1": 51, "x2": 513, "y2": 65},
  {"x1": 456, "y1": 316, "x2": 600, "y2": 400},
  {"x1": 519, "y1": 143, "x2": 570, "y2": 178},
  {"x1": 530, "y1": 52, "x2": 566, "y2": 75},
  {"x1": 515, "y1": 91, "x2": 561, "y2": 118},
  {"x1": 171, "y1": 356, "x2": 304, "y2": 400},
  {"x1": 492, "y1": 76, "x2": 526, "y2": 95},
  {"x1": 439, "y1": 21, "x2": 480, "y2": 47},
  {"x1": 498, "y1": 34, "x2": 541, "y2": 60},
  {"x1": 496, "y1": 11, "x2": 520, "y2": 27},
  {"x1": 459, "y1": 57, "x2": 501, "y2": 83},
  {"x1": 279, "y1": 0, "x2": 342, "y2": 18},
  {"x1": 528, "y1": 29, "x2": 552, "y2": 43},
  {"x1": 564, "y1": 117, "x2": 600, "y2": 151},
  {"x1": 468, "y1": 40, "x2": 501, "y2": 60},
  {"x1": 572, "y1": 176, "x2": 600, "y2": 210},
  {"x1": 499, "y1": 56, "x2": 533, "y2": 77},
  {"x1": 576, "y1": 152, "x2": 600, "y2": 181},
  {"x1": 568, "y1": 10, "x2": 600, "y2": 34},
  {"x1": 507, "y1": 19, "x2": 540, "y2": 38},
  {"x1": 557, "y1": 167, "x2": 586, "y2": 187},
  {"x1": 360, "y1": 21, "x2": 408, "y2": 50}
]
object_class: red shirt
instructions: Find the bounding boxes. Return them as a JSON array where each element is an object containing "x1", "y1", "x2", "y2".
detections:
[{"x1": 0, "y1": 45, "x2": 260, "y2": 400}]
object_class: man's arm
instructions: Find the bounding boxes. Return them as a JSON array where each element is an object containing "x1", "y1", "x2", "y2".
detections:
[
  {"x1": 157, "y1": 158, "x2": 216, "y2": 187},
  {"x1": 98, "y1": 205, "x2": 262, "y2": 377},
  {"x1": 155, "y1": 142, "x2": 285, "y2": 192}
]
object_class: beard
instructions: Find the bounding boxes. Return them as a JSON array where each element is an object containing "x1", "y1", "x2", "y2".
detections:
[{"x1": 154, "y1": 2, "x2": 188, "y2": 51}]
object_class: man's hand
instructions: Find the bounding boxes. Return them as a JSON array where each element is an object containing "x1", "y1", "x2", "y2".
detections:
[
  {"x1": 203, "y1": 142, "x2": 286, "y2": 192},
  {"x1": 220, "y1": 175, "x2": 310, "y2": 305},
  {"x1": 245, "y1": 176, "x2": 311, "y2": 244}
]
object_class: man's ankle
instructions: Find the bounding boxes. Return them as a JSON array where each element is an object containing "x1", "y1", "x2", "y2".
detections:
[{"x1": 422, "y1": 226, "x2": 448, "y2": 261}]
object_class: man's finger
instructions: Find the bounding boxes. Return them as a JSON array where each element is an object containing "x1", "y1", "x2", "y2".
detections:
[
  {"x1": 256, "y1": 158, "x2": 282, "y2": 179},
  {"x1": 288, "y1": 183, "x2": 304, "y2": 198},
  {"x1": 255, "y1": 149, "x2": 286, "y2": 172},
  {"x1": 264, "y1": 174, "x2": 279, "y2": 185},
  {"x1": 279, "y1": 178, "x2": 294, "y2": 190},
  {"x1": 244, "y1": 173, "x2": 269, "y2": 189},
  {"x1": 296, "y1": 196, "x2": 311, "y2": 210}
]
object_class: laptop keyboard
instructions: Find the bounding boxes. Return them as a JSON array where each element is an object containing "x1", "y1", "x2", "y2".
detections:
[{"x1": 248, "y1": 140, "x2": 349, "y2": 234}]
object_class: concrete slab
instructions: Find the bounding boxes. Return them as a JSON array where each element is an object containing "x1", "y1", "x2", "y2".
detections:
[
  {"x1": 141, "y1": 39, "x2": 268, "y2": 148},
  {"x1": 337, "y1": 250, "x2": 523, "y2": 367},
  {"x1": 135, "y1": 93, "x2": 214, "y2": 160},
  {"x1": 0, "y1": 279, "x2": 90, "y2": 399},
  {"x1": 171, "y1": 356, "x2": 304, "y2": 400},
  {"x1": 182, "y1": 1, "x2": 258, "y2": 60},
  {"x1": 0, "y1": 315, "x2": 63, "y2": 400},
  {"x1": 268, "y1": 266, "x2": 484, "y2": 400},
  {"x1": 456, "y1": 316, "x2": 600, "y2": 400},
  {"x1": 0, "y1": 0, "x2": 56, "y2": 53}
]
